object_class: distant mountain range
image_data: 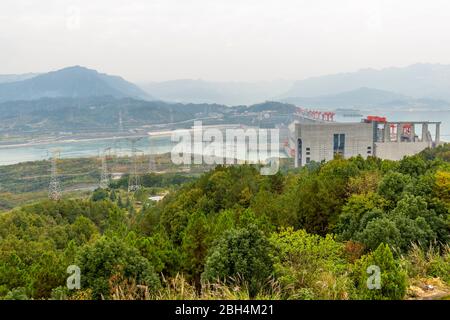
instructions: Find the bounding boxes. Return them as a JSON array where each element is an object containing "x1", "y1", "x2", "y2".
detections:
[
  {"x1": 140, "y1": 79, "x2": 292, "y2": 106},
  {"x1": 1, "y1": 63, "x2": 450, "y2": 109},
  {"x1": 281, "y1": 87, "x2": 450, "y2": 109},
  {"x1": 2, "y1": 63, "x2": 450, "y2": 137},
  {"x1": 0, "y1": 66, "x2": 150, "y2": 102},
  {"x1": 139, "y1": 63, "x2": 450, "y2": 109},
  {"x1": 0, "y1": 66, "x2": 300, "y2": 136},
  {"x1": 278, "y1": 63, "x2": 450, "y2": 109},
  {"x1": 0, "y1": 73, "x2": 39, "y2": 84}
]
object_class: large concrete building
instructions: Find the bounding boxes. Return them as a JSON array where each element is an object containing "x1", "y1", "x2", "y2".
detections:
[{"x1": 291, "y1": 118, "x2": 441, "y2": 167}]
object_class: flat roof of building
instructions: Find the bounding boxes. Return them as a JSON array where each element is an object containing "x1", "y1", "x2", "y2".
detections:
[
  {"x1": 381, "y1": 121, "x2": 441, "y2": 124},
  {"x1": 295, "y1": 120, "x2": 441, "y2": 126}
]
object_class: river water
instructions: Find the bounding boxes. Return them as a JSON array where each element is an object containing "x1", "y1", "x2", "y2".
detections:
[{"x1": 0, "y1": 110, "x2": 449, "y2": 166}]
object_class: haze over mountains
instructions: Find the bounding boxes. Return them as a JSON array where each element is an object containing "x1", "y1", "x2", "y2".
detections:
[
  {"x1": 2, "y1": 63, "x2": 450, "y2": 138},
  {"x1": 281, "y1": 87, "x2": 450, "y2": 109},
  {"x1": 283, "y1": 63, "x2": 450, "y2": 99},
  {"x1": 0, "y1": 66, "x2": 150, "y2": 102},
  {"x1": 139, "y1": 63, "x2": 450, "y2": 108},
  {"x1": 1, "y1": 63, "x2": 450, "y2": 109},
  {"x1": 0, "y1": 73, "x2": 39, "y2": 84},
  {"x1": 140, "y1": 79, "x2": 292, "y2": 105},
  {"x1": 279, "y1": 63, "x2": 450, "y2": 109}
]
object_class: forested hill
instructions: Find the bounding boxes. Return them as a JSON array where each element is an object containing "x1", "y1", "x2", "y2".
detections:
[
  {"x1": 0, "y1": 97, "x2": 297, "y2": 135},
  {"x1": 0, "y1": 145, "x2": 449, "y2": 300}
]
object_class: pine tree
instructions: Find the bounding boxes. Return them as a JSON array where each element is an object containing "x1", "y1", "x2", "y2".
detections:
[
  {"x1": 354, "y1": 243, "x2": 407, "y2": 300},
  {"x1": 182, "y1": 211, "x2": 210, "y2": 290},
  {"x1": 109, "y1": 189, "x2": 117, "y2": 202}
]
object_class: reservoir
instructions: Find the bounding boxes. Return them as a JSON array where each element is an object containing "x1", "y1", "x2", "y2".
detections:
[{"x1": 1, "y1": 110, "x2": 449, "y2": 166}]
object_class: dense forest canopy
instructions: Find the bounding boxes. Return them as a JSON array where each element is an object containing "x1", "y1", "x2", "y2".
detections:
[{"x1": 0, "y1": 145, "x2": 449, "y2": 300}]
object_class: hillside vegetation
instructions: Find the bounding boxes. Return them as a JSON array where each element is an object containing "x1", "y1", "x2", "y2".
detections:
[
  {"x1": 0, "y1": 97, "x2": 296, "y2": 137},
  {"x1": 0, "y1": 153, "x2": 206, "y2": 211},
  {"x1": 0, "y1": 146, "x2": 449, "y2": 300}
]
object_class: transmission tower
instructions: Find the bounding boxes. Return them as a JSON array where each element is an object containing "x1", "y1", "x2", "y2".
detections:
[
  {"x1": 119, "y1": 110, "x2": 124, "y2": 132},
  {"x1": 148, "y1": 135, "x2": 157, "y2": 172},
  {"x1": 113, "y1": 137, "x2": 118, "y2": 156},
  {"x1": 99, "y1": 147, "x2": 111, "y2": 189},
  {"x1": 48, "y1": 149, "x2": 62, "y2": 201},
  {"x1": 127, "y1": 137, "x2": 143, "y2": 193}
]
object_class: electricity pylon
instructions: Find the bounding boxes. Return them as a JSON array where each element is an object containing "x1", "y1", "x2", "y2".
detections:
[
  {"x1": 149, "y1": 154, "x2": 157, "y2": 172},
  {"x1": 127, "y1": 137, "x2": 143, "y2": 193},
  {"x1": 48, "y1": 149, "x2": 62, "y2": 201},
  {"x1": 148, "y1": 135, "x2": 157, "y2": 172},
  {"x1": 99, "y1": 147, "x2": 111, "y2": 189},
  {"x1": 119, "y1": 110, "x2": 124, "y2": 132}
]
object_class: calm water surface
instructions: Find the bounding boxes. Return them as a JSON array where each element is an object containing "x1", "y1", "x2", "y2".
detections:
[{"x1": 1, "y1": 110, "x2": 449, "y2": 166}]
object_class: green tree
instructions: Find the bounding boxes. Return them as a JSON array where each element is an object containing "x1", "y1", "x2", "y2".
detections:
[
  {"x1": 353, "y1": 243, "x2": 407, "y2": 300},
  {"x1": 103, "y1": 206, "x2": 128, "y2": 238},
  {"x1": 357, "y1": 217, "x2": 401, "y2": 251},
  {"x1": 434, "y1": 170, "x2": 450, "y2": 205},
  {"x1": 295, "y1": 159, "x2": 359, "y2": 235},
  {"x1": 377, "y1": 172, "x2": 412, "y2": 205},
  {"x1": 68, "y1": 215, "x2": 99, "y2": 245},
  {"x1": 117, "y1": 195, "x2": 124, "y2": 208},
  {"x1": 134, "y1": 230, "x2": 181, "y2": 275},
  {"x1": 182, "y1": 211, "x2": 210, "y2": 289},
  {"x1": 109, "y1": 189, "x2": 117, "y2": 202},
  {"x1": 390, "y1": 194, "x2": 447, "y2": 250},
  {"x1": 76, "y1": 236, "x2": 160, "y2": 299},
  {"x1": 91, "y1": 188, "x2": 109, "y2": 202},
  {"x1": 29, "y1": 250, "x2": 66, "y2": 298},
  {"x1": 269, "y1": 171, "x2": 284, "y2": 194},
  {"x1": 202, "y1": 224, "x2": 273, "y2": 297},
  {"x1": 270, "y1": 228, "x2": 351, "y2": 299},
  {"x1": 398, "y1": 155, "x2": 428, "y2": 177},
  {"x1": 335, "y1": 192, "x2": 386, "y2": 241}
]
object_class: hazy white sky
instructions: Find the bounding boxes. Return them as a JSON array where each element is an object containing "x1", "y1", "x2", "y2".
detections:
[{"x1": 1, "y1": 0, "x2": 450, "y2": 82}]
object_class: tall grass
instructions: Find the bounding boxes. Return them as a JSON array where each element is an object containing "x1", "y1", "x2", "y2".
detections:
[
  {"x1": 110, "y1": 273, "x2": 283, "y2": 300},
  {"x1": 106, "y1": 244, "x2": 449, "y2": 300},
  {"x1": 402, "y1": 243, "x2": 450, "y2": 284}
]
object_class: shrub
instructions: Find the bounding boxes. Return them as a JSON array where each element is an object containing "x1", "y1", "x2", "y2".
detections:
[
  {"x1": 270, "y1": 228, "x2": 352, "y2": 299},
  {"x1": 357, "y1": 217, "x2": 401, "y2": 251},
  {"x1": 353, "y1": 243, "x2": 407, "y2": 300},
  {"x1": 76, "y1": 236, "x2": 160, "y2": 299},
  {"x1": 202, "y1": 224, "x2": 273, "y2": 298}
]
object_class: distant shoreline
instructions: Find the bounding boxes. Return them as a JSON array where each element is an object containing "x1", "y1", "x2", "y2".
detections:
[
  {"x1": 0, "y1": 132, "x2": 172, "y2": 149},
  {"x1": 0, "y1": 124, "x2": 253, "y2": 149}
]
